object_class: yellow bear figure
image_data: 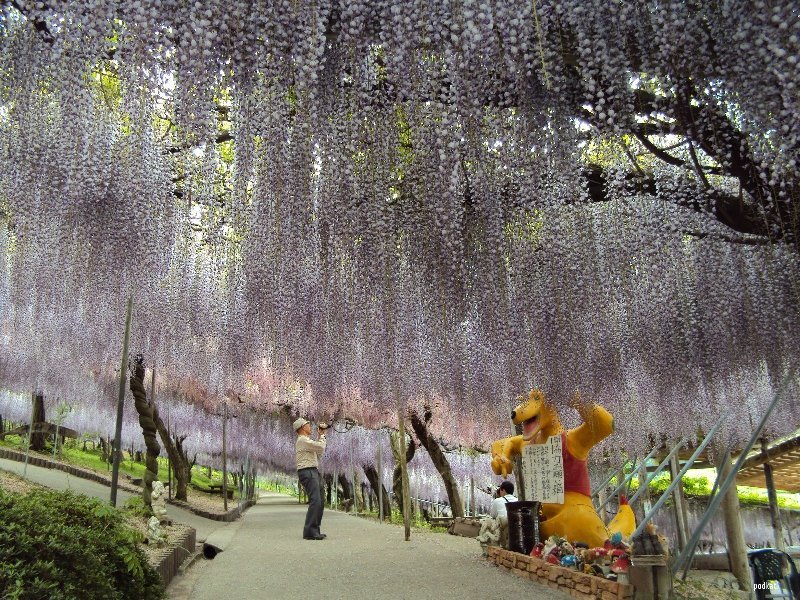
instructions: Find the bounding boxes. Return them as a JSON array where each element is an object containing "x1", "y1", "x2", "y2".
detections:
[{"x1": 491, "y1": 389, "x2": 635, "y2": 547}]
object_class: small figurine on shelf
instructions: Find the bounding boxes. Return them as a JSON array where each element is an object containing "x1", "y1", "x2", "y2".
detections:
[
  {"x1": 611, "y1": 550, "x2": 632, "y2": 582},
  {"x1": 560, "y1": 554, "x2": 578, "y2": 567},
  {"x1": 530, "y1": 542, "x2": 545, "y2": 558}
]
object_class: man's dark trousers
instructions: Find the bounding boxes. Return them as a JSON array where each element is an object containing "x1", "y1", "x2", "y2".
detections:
[{"x1": 298, "y1": 467, "x2": 324, "y2": 538}]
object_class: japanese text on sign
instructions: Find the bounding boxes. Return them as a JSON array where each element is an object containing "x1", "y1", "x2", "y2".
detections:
[{"x1": 521, "y1": 435, "x2": 565, "y2": 504}]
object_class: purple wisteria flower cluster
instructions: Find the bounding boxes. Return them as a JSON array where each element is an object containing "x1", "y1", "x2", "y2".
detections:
[{"x1": 0, "y1": 0, "x2": 798, "y2": 481}]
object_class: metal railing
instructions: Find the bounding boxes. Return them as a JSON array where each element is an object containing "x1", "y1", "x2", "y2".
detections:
[{"x1": 672, "y1": 373, "x2": 796, "y2": 578}]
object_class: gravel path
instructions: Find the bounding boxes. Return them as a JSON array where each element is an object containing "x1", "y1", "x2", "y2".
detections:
[{"x1": 169, "y1": 492, "x2": 571, "y2": 600}]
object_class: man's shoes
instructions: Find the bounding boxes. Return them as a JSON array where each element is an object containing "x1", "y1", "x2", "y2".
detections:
[
  {"x1": 304, "y1": 535, "x2": 325, "y2": 540},
  {"x1": 320, "y1": 533, "x2": 327, "y2": 538}
]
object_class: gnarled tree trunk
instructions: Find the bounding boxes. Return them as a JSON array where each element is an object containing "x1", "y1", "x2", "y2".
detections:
[
  {"x1": 129, "y1": 354, "x2": 160, "y2": 510},
  {"x1": 410, "y1": 411, "x2": 464, "y2": 518},
  {"x1": 390, "y1": 431, "x2": 416, "y2": 516},
  {"x1": 337, "y1": 472, "x2": 353, "y2": 510},
  {"x1": 29, "y1": 393, "x2": 46, "y2": 451},
  {"x1": 149, "y1": 399, "x2": 194, "y2": 501},
  {"x1": 363, "y1": 464, "x2": 391, "y2": 519}
]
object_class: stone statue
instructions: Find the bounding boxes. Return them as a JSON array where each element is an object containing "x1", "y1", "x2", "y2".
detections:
[
  {"x1": 147, "y1": 515, "x2": 166, "y2": 546},
  {"x1": 151, "y1": 480, "x2": 168, "y2": 523}
]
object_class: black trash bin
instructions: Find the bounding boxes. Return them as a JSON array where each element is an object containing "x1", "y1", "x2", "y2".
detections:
[{"x1": 506, "y1": 500, "x2": 540, "y2": 555}]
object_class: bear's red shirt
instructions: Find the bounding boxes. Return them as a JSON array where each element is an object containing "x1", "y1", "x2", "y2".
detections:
[{"x1": 561, "y1": 432, "x2": 591, "y2": 496}]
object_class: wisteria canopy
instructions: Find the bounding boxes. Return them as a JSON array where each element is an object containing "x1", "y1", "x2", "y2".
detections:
[{"x1": 0, "y1": 0, "x2": 798, "y2": 476}]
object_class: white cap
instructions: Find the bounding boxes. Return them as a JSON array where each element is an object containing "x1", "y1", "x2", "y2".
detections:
[{"x1": 293, "y1": 417, "x2": 309, "y2": 432}]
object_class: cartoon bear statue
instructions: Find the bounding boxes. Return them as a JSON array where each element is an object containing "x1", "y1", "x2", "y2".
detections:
[{"x1": 491, "y1": 389, "x2": 635, "y2": 548}]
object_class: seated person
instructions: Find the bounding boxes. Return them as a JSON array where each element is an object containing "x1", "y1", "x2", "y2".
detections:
[{"x1": 489, "y1": 481, "x2": 517, "y2": 548}]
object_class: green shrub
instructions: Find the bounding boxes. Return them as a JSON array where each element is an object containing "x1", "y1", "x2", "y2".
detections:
[
  {"x1": 0, "y1": 488, "x2": 164, "y2": 600},
  {"x1": 122, "y1": 495, "x2": 153, "y2": 519}
]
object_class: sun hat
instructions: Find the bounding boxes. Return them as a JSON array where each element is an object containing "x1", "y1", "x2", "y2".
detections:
[{"x1": 293, "y1": 417, "x2": 309, "y2": 431}]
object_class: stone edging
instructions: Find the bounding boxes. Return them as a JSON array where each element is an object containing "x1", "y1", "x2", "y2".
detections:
[
  {"x1": 0, "y1": 447, "x2": 255, "y2": 521},
  {"x1": 151, "y1": 526, "x2": 197, "y2": 588},
  {"x1": 167, "y1": 497, "x2": 257, "y2": 521},
  {"x1": 486, "y1": 546, "x2": 634, "y2": 600}
]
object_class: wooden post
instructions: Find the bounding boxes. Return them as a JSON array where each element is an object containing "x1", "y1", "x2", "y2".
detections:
[
  {"x1": 396, "y1": 402, "x2": 411, "y2": 541},
  {"x1": 669, "y1": 454, "x2": 689, "y2": 552},
  {"x1": 638, "y1": 462, "x2": 651, "y2": 522},
  {"x1": 222, "y1": 401, "x2": 228, "y2": 512},
  {"x1": 513, "y1": 418, "x2": 526, "y2": 501},
  {"x1": 149, "y1": 366, "x2": 157, "y2": 483},
  {"x1": 110, "y1": 295, "x2": 133, "y2": 507},
  {"x1": 167, "y1": 401, "x2": 172, "y2": 500},
  {"x1": 598, "y1": 487, "x2": 608, "y2": 523},
  {"x1": 22, "y1": 391, "x2": 36, "y2": 478},
  {"x1": 760, "y1": 439, "x2": 785, "y2": 552},
  {"x1": 470, "y1": 477, "x2": 475, "y2": 518},
  {"x1": 377, "y1": 435, "x2": 384, "y2": 522},
  {"x1": 719, "y1": 451, "x2": 753, "y2": 592}
]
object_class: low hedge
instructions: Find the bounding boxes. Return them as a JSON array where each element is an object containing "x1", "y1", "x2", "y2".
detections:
[{"x1": 0, "y1": 488, "x2": 165, "y2": 600}]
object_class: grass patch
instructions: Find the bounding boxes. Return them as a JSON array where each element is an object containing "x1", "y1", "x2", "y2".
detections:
[
  {"x1": 622, "y1": 471, "x2": 800, "y2": 510},
  {"x1": 0, "y1": 435, "x2": 230, "y2": 495}
]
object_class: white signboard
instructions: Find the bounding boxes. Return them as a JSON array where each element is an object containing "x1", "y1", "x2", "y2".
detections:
[{"x1": 521, "y1": 435, "x2": 565, "y2": 504}]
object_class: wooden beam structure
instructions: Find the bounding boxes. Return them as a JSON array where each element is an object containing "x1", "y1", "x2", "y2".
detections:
[{"x1": 736, "y1": 432, "x2": 800, "y2": 493}]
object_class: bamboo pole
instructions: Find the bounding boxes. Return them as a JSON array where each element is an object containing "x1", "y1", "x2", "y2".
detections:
[{"x1": 110, "y1": 295, "x2": 133, "y2": 507}]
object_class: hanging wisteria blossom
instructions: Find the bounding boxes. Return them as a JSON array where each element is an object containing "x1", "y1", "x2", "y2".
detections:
[{"x1": 0, "y1": 0, "x2": 798, "y2": 476}]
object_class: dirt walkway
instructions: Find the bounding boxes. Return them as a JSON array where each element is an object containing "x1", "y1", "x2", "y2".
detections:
[{"x1": 169, "y1": 491, "x2": 571, "y2": 600}]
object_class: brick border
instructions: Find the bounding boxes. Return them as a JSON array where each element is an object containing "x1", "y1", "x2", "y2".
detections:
[
  {"x1": 0, "y1": 447, "x2": 254, "y2": 521},
  {"x1": 486, "y1": 546, "x2": 635, "y2": 600}
]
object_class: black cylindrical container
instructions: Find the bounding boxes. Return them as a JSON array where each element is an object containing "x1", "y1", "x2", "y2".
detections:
[{"x1": 506, "y1": 500, "x2": 540, "y2": 555}]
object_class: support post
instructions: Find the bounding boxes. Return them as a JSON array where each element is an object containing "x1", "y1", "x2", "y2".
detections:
[
  {"x1": 513, "y1": 418, "x2": 525, "y2": 501},
  {"x1": 222, "y1": 401, "x2": 228, "y2": 512},
  {"x1": 110, "y1": 294, "x2": 133, "y2": 507},
  {"x1": 52, "y1": 402, "x2": 60, "y2": 461},
  {"x1": 719, "y1": 451, "x2": 753, "y2": 592},
  {"x1": 470, "y1": 476, "x2": 475, "y2": 518},
  {"x1": 669, "y1": 454, "x2": 689, "y2": 553},
  {"x1": 598, "y1": 487, "x2": 608, "y2": 523},
  {"x1": 638, "y1": 462, "x2": 651, "y2": 522},
  {"x1": 22, "y1": 391, "x2": 35, "y2": 478},
  {"x1": 149, "y1": 366, "x2": 157, "y2": 483},
  {"x1": 761, "y1": 439, "x2": 785, "y2": 552},
  {"x1": 167, "y1": 402, "x2": 172, "y2": 500},
  {"x1": 396, "y1": 402, "x2": 411, "y2": 540},
  {"x1": 377, "y1": 434, "x2": 384, "y2": 522}
]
